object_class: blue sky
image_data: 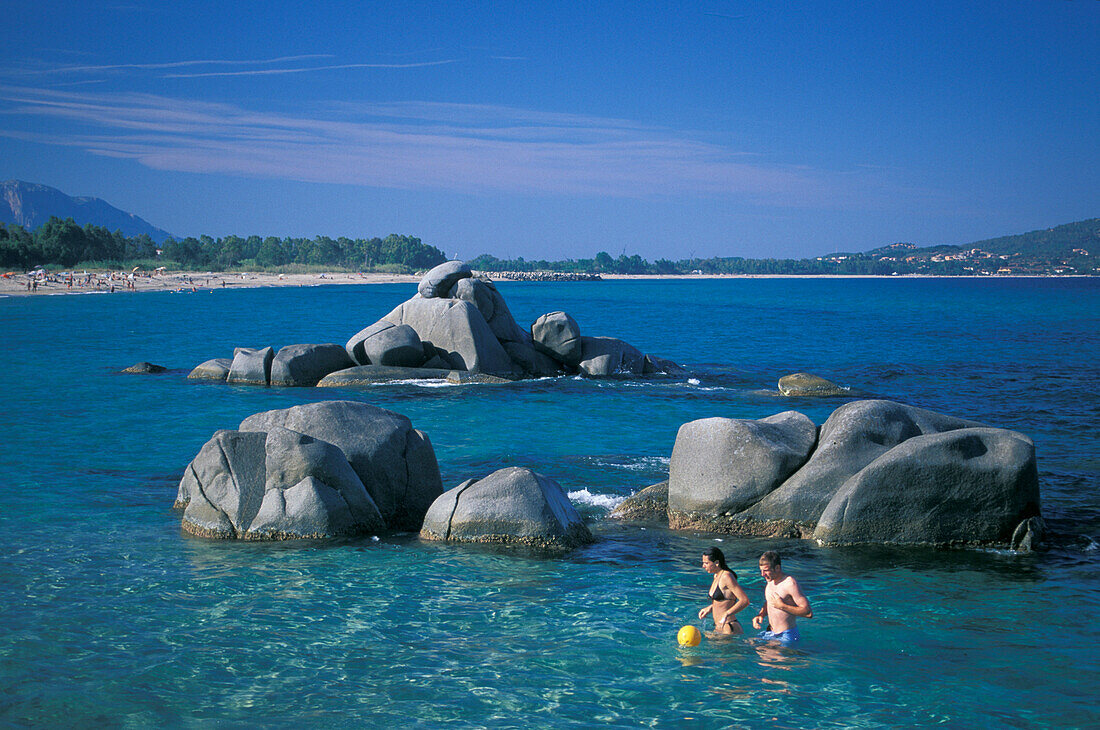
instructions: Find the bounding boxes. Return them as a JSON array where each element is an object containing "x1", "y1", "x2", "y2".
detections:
[{"x1": 1, "y1": 1, "x2": 1097, "y2": 260}]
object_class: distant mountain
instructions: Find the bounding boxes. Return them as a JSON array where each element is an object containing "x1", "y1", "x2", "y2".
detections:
[{"x1": 0, "y1": 180, "x2": 173, "y2": 243}]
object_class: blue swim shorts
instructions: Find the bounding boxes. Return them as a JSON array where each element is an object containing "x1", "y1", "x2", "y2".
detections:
[{"x1": 758, "y1": 628, "x2": 800, "y2": 645}]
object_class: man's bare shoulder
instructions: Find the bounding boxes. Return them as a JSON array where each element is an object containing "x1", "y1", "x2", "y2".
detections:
[{"x1": 777, "y1": 574, "x2": 801, "y2": 593}]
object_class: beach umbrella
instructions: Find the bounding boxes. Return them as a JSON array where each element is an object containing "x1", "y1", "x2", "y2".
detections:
[{"x1": 131, "y1": 266, "x2": 141, "y2": 272}]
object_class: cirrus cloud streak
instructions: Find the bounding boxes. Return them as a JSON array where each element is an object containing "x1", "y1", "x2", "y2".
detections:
[{"x1": 0, "y1": 85, "x2": 869, "y2": 205}]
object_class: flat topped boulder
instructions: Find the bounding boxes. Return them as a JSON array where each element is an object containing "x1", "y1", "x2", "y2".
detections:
[
  {"x1": 227, "y1": 346, "x2": 274, "y2": 386},
  {"x1": 778, "y1": 373, "x2": 846, "y2": 397},
  {"x1": 420, "y1": 467, "x2": 593, "y2": 549},
  {"x1": 238, "y1": 400, "x2": 442, "y2": 532},
  {"x1": 418, "y1": 260, "x2": 472, "y2": 298}
]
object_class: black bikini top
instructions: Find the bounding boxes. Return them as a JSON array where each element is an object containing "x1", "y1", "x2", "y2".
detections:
[{"x1": 709, "y1": 570, "x2": 738, "y2": 602}]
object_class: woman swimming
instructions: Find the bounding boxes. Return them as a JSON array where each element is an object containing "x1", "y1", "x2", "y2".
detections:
[{"x1": 698, "y1": 547, "x2": 749, "y2": 636}]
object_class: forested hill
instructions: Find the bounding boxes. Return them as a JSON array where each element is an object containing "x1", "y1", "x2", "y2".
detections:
[
  {"x1": 1, "y1": 180, "x2": 173, "y2": 243},
  {"x1": 867, "y1": 218, "x2": 1100, "y2": 259}
]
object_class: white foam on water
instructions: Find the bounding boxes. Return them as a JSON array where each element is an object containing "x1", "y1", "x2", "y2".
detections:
[
  {"x1": 688, "y1": 378, "x2": 701, "y2": 385},
  {"x1": 568, "y1": 488, "x2": 626, "y2": 510},
  {"x1": 370, "y1": 379, "x2": 456, "y2": 388},
  {"x1": 594, "y1": 455, "x2": 670, "y2": 472}
]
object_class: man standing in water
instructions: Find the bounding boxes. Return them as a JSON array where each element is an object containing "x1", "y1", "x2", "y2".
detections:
[{"x1": 752, "y1": 551, "x2": 812, "y2": 644}]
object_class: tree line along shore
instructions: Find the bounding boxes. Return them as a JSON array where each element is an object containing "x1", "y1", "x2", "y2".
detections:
[{"x1": 2, "y1": 215, "x2": 1097, "y2": 278}]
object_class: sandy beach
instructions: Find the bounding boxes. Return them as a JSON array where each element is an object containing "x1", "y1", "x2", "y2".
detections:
[
  {"x1": 2, "y1": 268, "x2": 1062, "y2": 297},
  {"x1": 0, "y1": 270, "x2": 421, "y2": 297}
]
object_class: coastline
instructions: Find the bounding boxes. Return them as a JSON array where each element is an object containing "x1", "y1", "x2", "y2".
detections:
[
  {"x1": 2, "y1": 269, "x2": 1090, "y2": 297},
  {"x1": 0, "y1": 270, "x2": 420, "y2": 297}
]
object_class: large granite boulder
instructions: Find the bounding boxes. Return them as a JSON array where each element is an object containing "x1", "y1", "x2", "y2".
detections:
[
  {"x1": 175, "y1": 426, "x2": 385, "y2": 539},
  {"x1": 239, "y1": 401, "x2": 442, "y2": 531},
  {"x1": 453, "y1": 277, "x2": 528, "y2": 345},
  {"x1": 738, "y1": 400, "x2": 985, "y2": 528},
  {"x1": 188, "y1": 358, "x2": 233, "y2": 381},
  {"x1": 610, "y1": 480, "x2": 669, "y2": 523},
  {"x1": 227, "y1": 346, "x2": 274, "y2": 385},
  {"x1": 668, "y1": 412, "x2": 818, "y2": 530},
  {"x1": 270, "y1": 343, "x2": 355, "y2": 386},
  {"x1": 347, "y1": 322, "x2": 427, "y2": 368},
  {"x1": 502, "y1": 340, "x2": 564, "y2": 377},
  {"x1": 418, "y1": 260, "x2": 472, "y2": 298},
  {"x1": 577, "y1": 336, "x2": 645, "y2": 377},
  {"x1": 381, "y1": 296, "x2": 517, "y2": 375},
  {"x1": 778, "y1": 372, "x2": 846, "y2": 397},
  {"x1": 812, "y1": 427, "x2": 1041, "y2": 547},
  {"x1": 531, "y1": 311, "x2": 582, "y2": 367},
  {"x1": 420, "y1": 467, "x2": 593, "y2": 549}
]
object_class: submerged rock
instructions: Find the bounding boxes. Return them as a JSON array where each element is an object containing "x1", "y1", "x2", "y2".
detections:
[
  {"x1": 121, "y1": 361, "x2": 167, "y2": 374},
  {"x1": 420, "y1": 467, "x2": 593, "y2": 549},
  {"x1": 610, "y1": 481, "x2": 669, "y2": 523},
  {"x1": 778, "y1": 372, "x2": 846, "y2": 397}
]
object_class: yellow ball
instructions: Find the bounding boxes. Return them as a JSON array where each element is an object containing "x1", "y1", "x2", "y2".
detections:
[{"x1": 677, "y1": 625, "x2": 702, "y2": 647}]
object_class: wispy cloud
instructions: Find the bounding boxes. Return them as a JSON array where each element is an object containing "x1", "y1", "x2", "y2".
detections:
[
  {"x1": 17, "y1": 55, "x2": 335, "y2": 76},
  {"x1": 0, "y1": 85, "x2": 865, "y2": 204},
  {"x1": 164, "y1": 60, "x2": 458, "y2": 79}
]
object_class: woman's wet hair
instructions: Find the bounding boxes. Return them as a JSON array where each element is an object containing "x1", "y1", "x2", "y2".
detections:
[{"x1": 703, "y1": 547, "x2": 737, "y2": 581}]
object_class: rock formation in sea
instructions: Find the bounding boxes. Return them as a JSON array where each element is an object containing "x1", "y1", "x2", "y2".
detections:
[
  {"x1": 174, "y1": 401, "x2": 442, "y2": 539},
  {"x1": 420, "y1": 467, "x2": 593, "y2": 549},
  {"x1": 187, "y1": 260, "x2": 684, "y2": 385},
  {"x1": 777, "y1": 372, "x2": 847, "y2": 397},
  {"x1": 615, "y1": 399, "x2": 1043, "y2": 551}
]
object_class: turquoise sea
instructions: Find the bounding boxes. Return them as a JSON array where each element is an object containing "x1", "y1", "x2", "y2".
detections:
[{"x1": 1, "y1": 277, "x2": 1098, "y2": 728}]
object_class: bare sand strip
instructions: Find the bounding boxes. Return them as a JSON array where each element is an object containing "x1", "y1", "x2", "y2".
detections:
[{"x1": 0, "y1": 271, "x2": 420, "y2": 297}]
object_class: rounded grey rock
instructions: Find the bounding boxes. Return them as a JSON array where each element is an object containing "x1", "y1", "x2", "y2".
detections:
[
  {"x1": 418, "y1": 260, "x2": 472, "y2": 298},
  {"x1": 420, "y1": 466, "x2": 593, "y2": 549}
]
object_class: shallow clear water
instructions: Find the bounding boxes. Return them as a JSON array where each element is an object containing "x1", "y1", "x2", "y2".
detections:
[{"x1": 1, "y1": 278, "x2": 1098, "y2": 727}]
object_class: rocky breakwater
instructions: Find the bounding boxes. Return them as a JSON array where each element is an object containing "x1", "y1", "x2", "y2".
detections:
[
  {"x1": 618, "y1": 399, "x2": 1042, "y2": 550},
  {"x1": 420, "y1": 467, "x2": 593, "y2": 549},
  {"x1": 173, "y1": 401, "x2": 442, "y2": 539},
  {"x1": 188, "y1": 260, "x2": 684, "y2": 386}
]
